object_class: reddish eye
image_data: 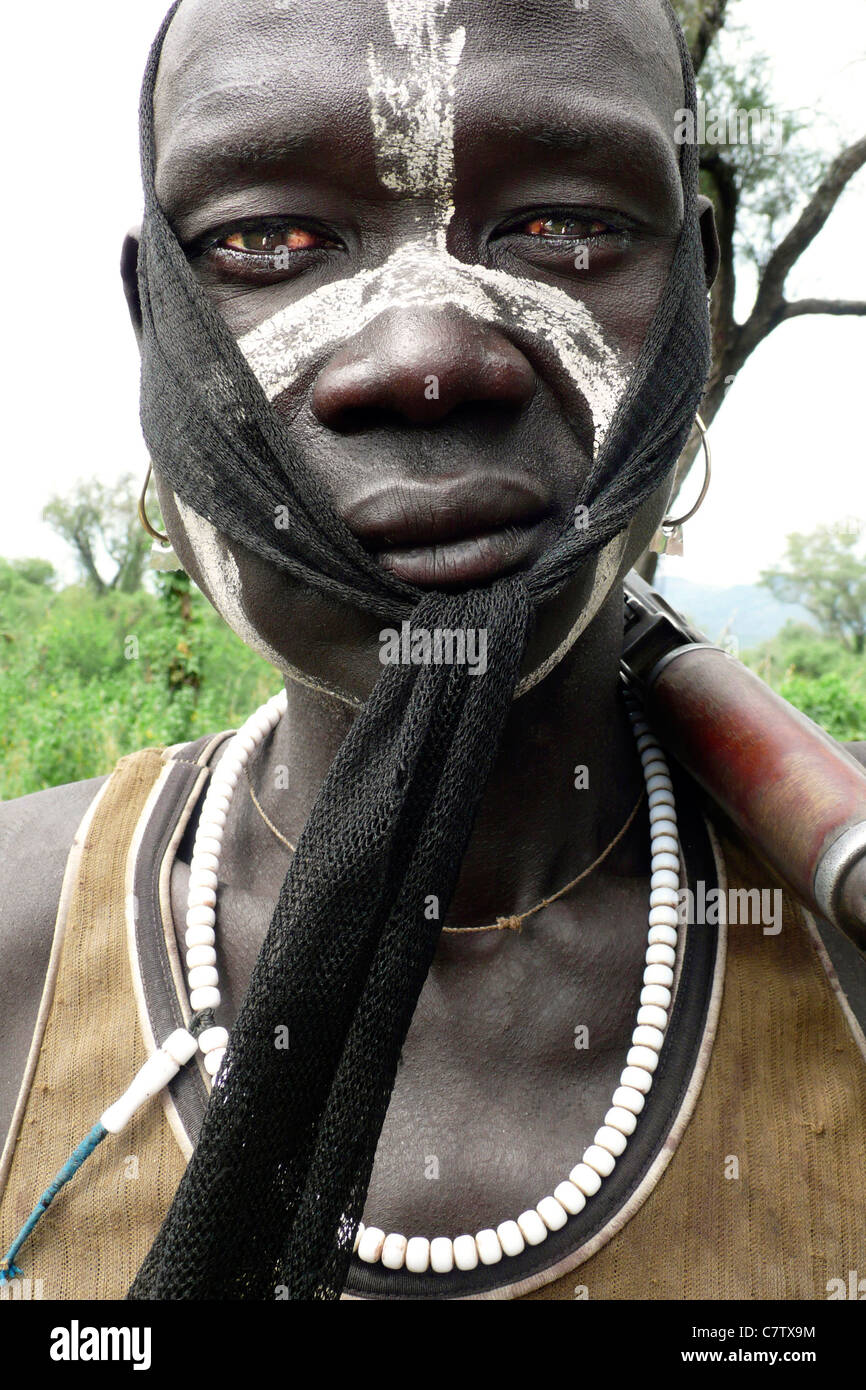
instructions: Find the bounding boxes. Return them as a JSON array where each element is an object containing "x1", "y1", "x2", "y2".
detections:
[
  {"x1": 220, "y1": 226, "x2": 330, "y2": 254},
  {"x1": 522, "y1": 216, "x2": 611, "y2": 238}
]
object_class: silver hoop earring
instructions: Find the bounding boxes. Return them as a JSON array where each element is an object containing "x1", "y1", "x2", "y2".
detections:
[{"x1": 650, "y1": 414, "x2": 712, "y2": 557}]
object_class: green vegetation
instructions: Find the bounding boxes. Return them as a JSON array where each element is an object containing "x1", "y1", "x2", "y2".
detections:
[
  {"x1": 743, "y1": 622, "x2": 866, "y2": 742},
  {"x1": 2, "y1": 511, "x2": 864, "y2": 800},
  {"x1": 0, "y1": 558, "x2": 277, "y2": 800}
]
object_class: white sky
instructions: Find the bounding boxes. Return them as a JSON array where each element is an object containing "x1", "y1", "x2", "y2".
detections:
[{"x1": 2, "y1": 0, "x2": 864, "y2": 588}]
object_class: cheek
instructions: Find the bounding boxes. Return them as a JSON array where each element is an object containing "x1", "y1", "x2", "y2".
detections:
[
  {"x1": 579, "y1": 242, "x2": 680, "y2": 366},
  {"x1": 169, "y1": 491, "x2": 288, "y2": 669}
]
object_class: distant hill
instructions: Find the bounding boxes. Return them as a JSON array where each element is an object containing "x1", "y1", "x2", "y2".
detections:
[{"x1": 651, "y1": 575, "x2": 813, "y2": 651}]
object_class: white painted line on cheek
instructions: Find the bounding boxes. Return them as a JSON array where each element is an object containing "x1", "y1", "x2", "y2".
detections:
[{"x1": 238, "y1": 242, "x2": 628, "y2": 453}]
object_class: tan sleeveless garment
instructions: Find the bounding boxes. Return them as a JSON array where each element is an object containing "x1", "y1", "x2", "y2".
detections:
[{"x1": 1, "y1": 744, "x2": 864, "y2": 1301}]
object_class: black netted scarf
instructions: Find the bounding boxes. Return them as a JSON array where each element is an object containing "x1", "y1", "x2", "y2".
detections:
[{"x1": 128, "y1": 1, "x2": 710, "y2": 1299}]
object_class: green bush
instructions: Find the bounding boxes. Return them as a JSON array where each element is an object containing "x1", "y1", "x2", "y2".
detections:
[
  {"x1": 743, "y1": 621, "x2": 866, "y2": 742},
  {"x1": 0, "y1": 568, "x2": 277, "y2": 800}
]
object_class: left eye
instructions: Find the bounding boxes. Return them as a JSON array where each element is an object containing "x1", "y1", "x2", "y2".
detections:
[
  {"x1": 521, "y1": 216, "x2": 613, "y2": 238},
  {"x1": 220, "y1": 226, "x2": 331, "y2": 253}
]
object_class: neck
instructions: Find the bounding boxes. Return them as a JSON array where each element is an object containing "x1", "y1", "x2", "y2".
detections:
[{"x1": 238, "y1": 583, "x2": 645, "y2": 957}]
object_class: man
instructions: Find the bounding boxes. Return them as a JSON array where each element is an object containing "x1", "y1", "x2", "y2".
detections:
[{"x1": 1, "y1": 0, "x2": 864, "y2": 1301}]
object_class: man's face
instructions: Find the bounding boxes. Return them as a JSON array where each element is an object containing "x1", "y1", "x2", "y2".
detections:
[{"x1": 141, "y1": 0, "x2": 700, "y2": 698}]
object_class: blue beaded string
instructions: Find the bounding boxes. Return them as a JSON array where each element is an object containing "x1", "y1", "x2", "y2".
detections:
[{"x1": 0, "y1": 1122, "x2": 107, "y2": 1284}]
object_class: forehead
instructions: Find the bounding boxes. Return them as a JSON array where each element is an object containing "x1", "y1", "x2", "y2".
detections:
[{"x1": 154, "y1": 0, "x2": 684, "y2": 205}]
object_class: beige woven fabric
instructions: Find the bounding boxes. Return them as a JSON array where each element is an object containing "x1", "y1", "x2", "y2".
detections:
[
  {"x1": 1, "y1": 750, "x2": 864, "y2": 1300},
  {"x1": 0, "y1": 749, "x2": 186, "y2": 1300},
  {"x1": 526, "y1": 835, "x2": 866, "y2": 1300}
]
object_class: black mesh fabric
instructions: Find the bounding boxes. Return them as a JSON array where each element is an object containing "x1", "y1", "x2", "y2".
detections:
[{"x1": 128, "y1": 0, "x2": 711, "y2": 1300}]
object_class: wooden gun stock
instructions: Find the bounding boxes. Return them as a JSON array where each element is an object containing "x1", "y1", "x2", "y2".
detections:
[{"x1": 622, "y1": 574, "x2": 866, "y2": 946}]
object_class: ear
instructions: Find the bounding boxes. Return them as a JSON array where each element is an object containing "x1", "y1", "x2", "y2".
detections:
[
  {"x1": 121, "y1": 226, "x2": 143, "y2": 347},
  {"x1": 696, "y1": 195, "x2": 720, "y2": 290}
]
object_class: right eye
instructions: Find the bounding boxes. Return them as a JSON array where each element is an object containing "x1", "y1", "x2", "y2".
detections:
[{"x1": 218, "y1": 225, "x2": 337, "y2": 255}]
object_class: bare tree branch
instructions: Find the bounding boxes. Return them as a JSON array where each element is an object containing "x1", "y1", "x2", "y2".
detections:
[
  {"x1": 780, "y1": 298, "x2": 866, "y2": 321},
  {"x1": 690, "y1": 0, "x2": 731, "y2": 74},
  {"x1": 737, "y1": 136, "x2": 866, "y2": 360}
]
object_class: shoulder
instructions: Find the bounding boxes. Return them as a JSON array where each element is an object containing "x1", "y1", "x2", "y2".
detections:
[
  {"x1": 0, "y1": 776, "x2": 109, "y2": 1147},
  {"x1": 0, "y1": 775, "x2": 111, "y2": 934}
]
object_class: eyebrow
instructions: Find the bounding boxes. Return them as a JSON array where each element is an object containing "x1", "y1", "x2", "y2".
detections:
[{"x1": 157, "y1": 91, "x2": 681, "y2": 235}]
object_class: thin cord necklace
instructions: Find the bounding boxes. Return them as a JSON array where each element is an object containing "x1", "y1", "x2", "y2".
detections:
[
  {"x1": 184, "y1": 683, "x2": 680, "y2": 1275},
  {"x1": 245, "y1": 756, "x2": 646, "y2": 935},
  {"x1": 0, "y1": 682, "x2": 681, "y2": 1286}
]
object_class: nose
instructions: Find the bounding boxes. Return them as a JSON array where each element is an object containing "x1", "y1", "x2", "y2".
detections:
[{"x1": 311, "y1": 309, "x2": 537, "y2": 429}]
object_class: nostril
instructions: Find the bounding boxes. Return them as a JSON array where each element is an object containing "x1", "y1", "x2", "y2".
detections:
[{"x1": 310, "y1": 315, "x2": 537, "y2": 432}]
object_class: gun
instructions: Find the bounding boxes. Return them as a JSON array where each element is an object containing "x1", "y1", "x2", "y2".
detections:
[{"x1": 621, "y1": 572, "x2": 866, "y2": 946}]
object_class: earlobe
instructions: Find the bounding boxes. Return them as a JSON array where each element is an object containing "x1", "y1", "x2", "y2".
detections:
[
  {"x1": 696, "y1": 196, "x2": 721, "y2": 290},
  {"x1": 121, "y1": 227, "x2": 143, "y2": 345}
]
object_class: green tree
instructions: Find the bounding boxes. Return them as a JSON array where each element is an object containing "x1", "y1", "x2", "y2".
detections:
[
  {"x1": 42, "y1": 474, "x2": 153, "y2": 595},
  {"x1": 760, "y1": 522, "x2": 866, "y2": 655},
  {"x1": 639, "y1": 1, "x2": 865, "y2": 580}
]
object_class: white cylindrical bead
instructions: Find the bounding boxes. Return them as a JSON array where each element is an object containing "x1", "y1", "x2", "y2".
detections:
[
  {"x1": 648, "y1": 923, "x2": 678, "y2": 946},
  {"x1": 496, "y1": 1221, "x2": 526, "y2": 1257},
  {"x1": 650, "y1": 870, "x2": 679, "y2": 892},
  {"x1": 193, "y1": 835, "x2": 223, "y2": 858},
  {"x1": 192, "y1": 869, "x2": 218, "y2": 892},
  {"x1": 430, "y1": 1238, "x2": 455, "y2": 1273},
  {"x1": 553, "y1": 1181, "x2": 586, "y2": 1216},
  {"x1": 516, "y1": 1210, "x2": 548, "y2": 1245},
  {"x1": 627, "y1": 1044, "x2": 659, "y2": 1073},
  {"x1": 646, "y1": 774, "x2": 674, "y2": 795},
  {"x1": 650, "y1": 886, "x2": 679, "y2": 907},
  {"x1": 188, "y1": 965, "x2": 219, "y2": 990},
  {"x1": 648, "y1": 905, "x2": 679, "y2": 928},
  {"x1": 405, "y1": 1237, "x2": 431, "y2": 1273},
  {"x1": 537, "y1": 1196, "x2": 568, "y2": 1231},
  {"x1": 641, "y1": 984, "x2": 672, "y2": 1009},
  {"x1": 646, "y1": 943, "x2": 676, "y2": 967},
  {"x1": 647, "y1": 789, "x2": 675, "y2": 811},
  {"x1": 191, "y1": 852, "x2": 219, "y2": 875},
  {"x1": 612, "y1": 1085, "x2": 645, "y2": 1115},
  {"x1": 621, "y1": 1065, "x2": 653, "y2": 1094},
  {"x1": 651, "y1": 853, "x2": 680, "y2": 874},
  {"x1": 190, "y1": 985, "x2": 221, "y2": 1012},
  {"x1": 381, "y1": 1234, "x2": 408, "y2": 1270},
  {"x1": 204, "y1": 1048, "x2": 225, "y2": 1077},
  {"x1": 637, "y1": 1004, "x2": 668, "y2": 1031},
  {"x1": 453, "y1": 1234, "x2": 478, "y2": 1270},
  {"x1": 651, "y1": 834, "x2": 678, "y2": 855},
  {"x1": 583, "y1": 1145, "x2": 616, "y2": 1178},
  {"x1": 357, "y1": 1227, "x2": 386, "y2": 1263},
  {"x1": 197, "y1": 1026, "x2": 229, "y2": 1054},
  {"x1": 186, "y1": 905, "x2": 216, "y2": 929},
  {"x1": 594, "y1": 1125, "x2": 628, "y2": 1157},
  {"x1": 605, "y1": 1105, "x2": 637, "y2": 1136},
  {"x1": 185, "y1": 924, "x2": 216, "y2": 949},
  {"x1": 186, "y1": 945, "x2": 216, "y2": 969},
  {"x1": 475, "y1": 1229, "x2": 503, "y2": 1265},
  {"x1": 644, "y1": 962, "x2": 675, "y2": 988},
  {"x1": 188, "y1": 886, "x2": 217, "y2": 909},
  {"x1": 569, "y1": 1163, "x2": 602, "y2": 1196}
]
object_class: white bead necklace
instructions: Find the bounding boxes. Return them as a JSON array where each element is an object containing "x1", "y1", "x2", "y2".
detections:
[{"x1": 183, "y1": 685, "x2": 680, "y2": 1278}]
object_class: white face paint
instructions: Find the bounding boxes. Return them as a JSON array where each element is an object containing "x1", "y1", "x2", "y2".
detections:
[
  {"x1": 237, "y1": 0, "x2": 630, "y2": 457},
  {"x1": 174, "y1": 496, "x2": 287, "y2": 670},
  {"x1": 182, "y1": 0, "x2": 639, "y2": 703}
]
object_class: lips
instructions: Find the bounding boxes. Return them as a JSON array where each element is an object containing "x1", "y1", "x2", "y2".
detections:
[{"x1": 340, "y1": 474, "x2": 557, "y2": 588}]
